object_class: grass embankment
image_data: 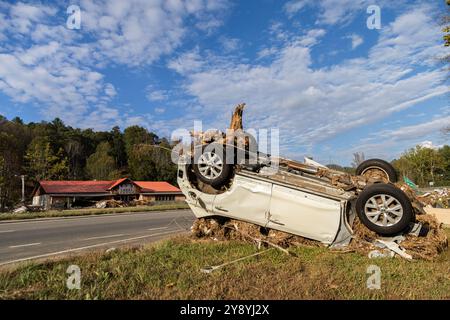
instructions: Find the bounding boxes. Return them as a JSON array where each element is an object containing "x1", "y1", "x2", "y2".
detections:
[
  {"x1": 0, "y1": 229, "x2": 449, "y2": 299},
  {"x1": 0, "y1": 202, "x2": 189, "y2": 221}
]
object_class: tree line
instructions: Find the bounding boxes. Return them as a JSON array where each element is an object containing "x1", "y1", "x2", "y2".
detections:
[
  {"x1": 0, "y1": 116, "x2": 176, "y2": 211},
  {"x1": 392, "y1": 145, "x2": 450, "y2": 188}
]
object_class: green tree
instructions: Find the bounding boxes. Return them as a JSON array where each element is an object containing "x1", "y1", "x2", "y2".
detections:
[
  {"x1": 86, "y1": 142, "x2": 118, "y2": 180},
  {"x1": 0, "y1": 155, "x2": 5, "y2": 210},
  {"x1": 109, "y1": 126, "x2": 127, "y2": 168},
  {"x1": 25, "y1": 137, "x2": 69, "y2": 181},
  {"x1": 128, "y1": 142, "x2": 176, "y2": 183},
  {"x1": 0, "y1": 118, "x2": 31, "y2": 210},
  {"x1": 393, "y1": 145, "x2": 447, "y2": 187},
  {"x1": 124, "y1": 126, "x2": 158, "y2": 156},
  {"x1": 438, "y1": 145, "x2": 450, "y2": 183}
]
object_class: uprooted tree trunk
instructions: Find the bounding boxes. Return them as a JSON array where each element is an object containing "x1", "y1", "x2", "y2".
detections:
[{"x1": 229, "y1": 103, "x2": 245, "y2": 131}]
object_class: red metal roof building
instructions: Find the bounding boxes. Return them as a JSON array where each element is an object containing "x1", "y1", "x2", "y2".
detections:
[{"x1": 32, "y1": 178, "x2": 184, "y2": 209}]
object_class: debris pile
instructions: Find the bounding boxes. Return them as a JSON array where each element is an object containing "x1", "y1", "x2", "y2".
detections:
[
  {"x1": 192, "y1": 218, "x2": 321, "y2": 249},
  {"x1": 417, "y1": 188, "x2": 450, "y2": 209},
  {"x1": 350, "y1": 214, "x2": 448, "y2": 260},
  {"x1": 192, "y1": 214, "x2": 448, "y2": 260},
  {"x1": 95, "y1": 199, "x2": 126, "y2": 208}
]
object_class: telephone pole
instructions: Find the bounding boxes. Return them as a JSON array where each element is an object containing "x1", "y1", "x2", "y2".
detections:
[
  {"x1": 14, "y1": 174, "x2": 26, "y2": 204},
  {"x1": 21, "y1": 175, "x2": 25, "y2": 204}
]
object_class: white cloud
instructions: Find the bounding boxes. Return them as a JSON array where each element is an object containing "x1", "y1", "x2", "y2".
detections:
[
  {"x1": 154, "y1": 107, "x2": 165, "y2": 114},
  {"x1": 9, "y1": 2, "x2": 57, "y2": 33},
  {"x1": 0, "y1": 0, "x2": 231, "y2": 130},
  {"x1": 377, "y1": 117, "x2": 450, "y2": 142},
  {"x1": 284, "y1": 0, "x2": 406, "y2": 26},
  {"x1": 146, "y1": 86, "x2": 168, "y2": 102},
  {"x1": 257, "y1": 47, "x2": 279, "y2": 59},
  {"x1": 347, "y1": 34, "x2": 363, "y2": 49},
  {"x1": 169, "y1": 5, "x2": 447, "y2": 159},
  {"x1": 77, "y1": 0, "x2": 230, "y2": 66},
  {"x1": 168, "y1": 48, "x2": 204, "y2": 73},
  {"x1": 341, "y1": 115, "x2": 450, "y2": 161},
  {"x1": 104, "y1": 83, "x2": 117, "y2": 97},
  {"x1": 219, "y1": 37, "x2": 241, "y2": 52},
  {"x1": 419, "y1": 141, "x2": 444, "y2": 150},
  {"x1": 283, "y1": 0, "x2": 313, "y2": 17}
]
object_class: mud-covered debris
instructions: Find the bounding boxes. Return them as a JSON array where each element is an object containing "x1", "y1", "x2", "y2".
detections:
[
  {"x1": 417, "y1": 188, "x2": 450, "y2": 209},
  {"x1": 192, "y1": 214, "x2": 448, "y2": 261}
]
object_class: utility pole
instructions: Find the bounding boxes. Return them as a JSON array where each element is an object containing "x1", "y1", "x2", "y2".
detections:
[
  {"x1": 14, "y1": 174, "x2": 26, "y2": 204},
  {"x1": 21, "y1": 175, "x2": 25, "y2": 204}
]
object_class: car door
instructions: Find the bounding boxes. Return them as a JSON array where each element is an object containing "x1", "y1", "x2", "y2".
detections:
[
  {"x1": 212, "y1": 174, "x2": 272, "y2": 227},
  {"x1": 267, "y1": 184, "x2": 342, "y2": 244}
]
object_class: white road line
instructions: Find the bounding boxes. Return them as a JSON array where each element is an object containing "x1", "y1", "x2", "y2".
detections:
[
  {"x1": 0, "y1": 230, "x2": 15, "y2": 234},
  {"x1": 147, "y1": 227, "x2": 168, "y2": 231},
  {"x1": 9, "y1": 242, "x2": 41, "y2": 249},
  {"x1": 0, "y1": 229, "x2": 183, "y2": 266},
  {"x1": 0, "y1": 210, "x2": 191, "y2": 226},
  {"x1": 82, "y1": 234, "x2": 125, "y2": 241}
]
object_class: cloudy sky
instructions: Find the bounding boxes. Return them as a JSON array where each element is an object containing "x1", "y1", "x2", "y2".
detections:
[{"x1": 0, "y1": 0, "x2": 448, "y2": 165}]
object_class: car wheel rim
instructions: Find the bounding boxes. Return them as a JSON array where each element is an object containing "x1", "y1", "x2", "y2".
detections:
[
  {"x1": 361, "y1": 167, "x2": 389, "y2": 182},
  {"x1": 198, "y1": 152, "x2": 223, "y2": 180},
  {"x1": 364, "y1": 194, "x2": 403, "y2": 227}
]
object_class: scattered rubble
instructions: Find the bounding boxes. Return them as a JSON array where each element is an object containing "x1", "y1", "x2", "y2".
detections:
[
  {"x1": 12, "y1": 206, "x2": 28, "y2": 214},
  {"x1": 95, "y1": 199, "x2": 126, "y2": 208},
  {"x1": 417, "y1": 188, "x2": 450, "y2": 209},
  {"x1": 191, "y1": 214, "x2": 448, "y2": 261}
]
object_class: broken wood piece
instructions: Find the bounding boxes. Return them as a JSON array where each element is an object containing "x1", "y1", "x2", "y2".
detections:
[{"x1": 200, "y1": 248, "x2": 273, "y2": 274}]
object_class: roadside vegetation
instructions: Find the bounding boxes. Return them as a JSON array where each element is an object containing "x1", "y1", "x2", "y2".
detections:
[
  {"x1": 0, "y1": 229, "x2": 448, "y2": 300},
  {"x1": 0, "y1": 202, "x2": 189, "y2": 221}
]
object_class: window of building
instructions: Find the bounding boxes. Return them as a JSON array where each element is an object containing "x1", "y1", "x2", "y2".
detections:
[{"x1": 156, "y1": 195, "x2": 175, "y2": 201}]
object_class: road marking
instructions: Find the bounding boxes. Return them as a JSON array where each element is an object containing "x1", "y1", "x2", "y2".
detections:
[
  {"x1": 147, "y1": 227, "x2": 168, "y2": 231},
  {"x1": 9, "y1": 242, "x2": 41, "y2": 249},
  {"x1": 0, "y1": 210, "x2": 192, "y2": 225},
  {"x1": 82, "y1": 234, "x2": 125, "y2": 241},
  {"x1": 0, "y1": 230, "x2": 15, "y2": 234},
  {"x1": 0, "y1": 229, "x2": 183, "y2": 266}
]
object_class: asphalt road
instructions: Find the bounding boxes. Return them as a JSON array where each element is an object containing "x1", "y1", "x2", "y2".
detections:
[{"x1": 0, "y1": 209, "x2": 195, "y2": 266}]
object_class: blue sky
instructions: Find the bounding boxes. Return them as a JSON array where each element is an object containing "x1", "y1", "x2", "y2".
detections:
[{"x1": 0, "y1": 0, "x2": 449, "y2": 165}]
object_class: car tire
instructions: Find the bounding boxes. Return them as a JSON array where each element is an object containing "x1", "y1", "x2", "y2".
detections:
[
  {"x1": 356, "y1": 183, "x2": 415, "y2": 236},
  {"x1": 356, "y1": 159, "x2": 398, "y2": 183},
  {"x1": 193, "y1": 143, "x2": 233, "y2": 188}
]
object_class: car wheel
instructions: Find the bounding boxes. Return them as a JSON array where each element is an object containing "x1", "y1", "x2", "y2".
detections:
[
  {"x1": 356, "y1": 183, "x2": 415, "y2": 236},
  {"x1": 356, "y1": 159, "x2": 398, "y2": 183},
  {"x1": 193, "y1": 143, "x2": 233, "y2": 188}
]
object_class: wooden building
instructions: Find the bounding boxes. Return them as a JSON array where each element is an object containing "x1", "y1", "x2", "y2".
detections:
[{"x1": 32, "y1": 178, "x2": 185, "y2": 210}]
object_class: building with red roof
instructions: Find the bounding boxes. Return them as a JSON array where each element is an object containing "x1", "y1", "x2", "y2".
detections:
[{"x1": 32, "y1": 178, "x2": 184, "y2": 209}]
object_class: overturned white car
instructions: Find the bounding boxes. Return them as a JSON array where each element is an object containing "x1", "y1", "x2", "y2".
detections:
[{"x1": 176, "y1": 104, "x2": 421, "y2": 246}]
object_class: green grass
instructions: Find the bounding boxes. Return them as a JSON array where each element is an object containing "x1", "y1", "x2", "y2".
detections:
[
  {"x1": 0, "y1": 202, "x2": 189, "y2": 221},
  {"x1": 0, "y1": 229, "x2": 449, "y2": 300}
]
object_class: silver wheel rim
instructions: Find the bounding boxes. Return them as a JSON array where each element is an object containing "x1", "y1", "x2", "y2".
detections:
[
  {"x1": 197, "y1": 152, "x2": 223, "y2": 180},
  {"x1": 364, "y1": 194, "x2": 403, "y2": 227}
]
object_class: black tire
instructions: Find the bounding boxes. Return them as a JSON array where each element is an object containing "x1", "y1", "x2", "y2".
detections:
[
  {"x1": 356, "y1": 159, "x2": 398, "y2": 183},
  {"x1": 193, "y1": 143, "x2": 233, "y2": 188},
  {"x1": 356, "y1": 183, "x2": 415, "y2": 236}
]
